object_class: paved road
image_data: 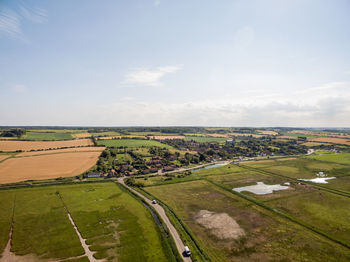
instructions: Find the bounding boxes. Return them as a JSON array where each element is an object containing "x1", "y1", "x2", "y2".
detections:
[{"x1": 118, "y1": 178, "x2": 192, "y2": 262}]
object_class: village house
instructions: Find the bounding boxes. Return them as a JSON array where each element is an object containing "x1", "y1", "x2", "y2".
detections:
[{"x1": 84, "y1": 172, "x2": 102, "y2": 178}]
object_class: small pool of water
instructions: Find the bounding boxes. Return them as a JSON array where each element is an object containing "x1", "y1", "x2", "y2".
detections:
[
  {"x1": 233, "y1": 182, "x2": 289, "y2": 195},
  {"x1": 298, "y1": 177, "x2": 336, "y2": 184},
  {"x1": 193, "y1": 163, "x2": 226, "y2": 172}
]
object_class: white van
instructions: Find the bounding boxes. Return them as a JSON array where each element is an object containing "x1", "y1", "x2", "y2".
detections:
[
  {"x1": 184, "y1": 246, "x2": 191, "y2": 256},
  {"x1": 152, "y1": 199, "x2": 157, "y2": 204}
]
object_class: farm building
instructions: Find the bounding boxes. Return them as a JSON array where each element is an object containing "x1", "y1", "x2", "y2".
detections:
[{"x1": 84, "y1": 172, "x2": 101, "y2": 178}]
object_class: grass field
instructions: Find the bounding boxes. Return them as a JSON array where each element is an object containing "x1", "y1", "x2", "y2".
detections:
[
  {"x1": 0, "y1": 151, "x2": 101, "y2": 184},
  {"x1": 89, "y1": 131, "x2": 121, "y2": 137},
  {"x1": 0, "y1": 182, "x2": 173, "y2": 261},
  {"x1": 97, "y1": 139, "x2": 173, "y2": 149},
  {"x1": 184, "y1": 136, "x2": 227, "y2": 143},
  {"x1": 306, "y1": 153, "x2": 350, "y2": 165},
  {"x1": 145, "y1": 180, "x2": 350, "y2": 261},
  {"x1": 243, "y1": 158, "x2": 349, "y2": 179},
  {"x1": 23, "y1": 131, "x2": 73, "y2": 141}
]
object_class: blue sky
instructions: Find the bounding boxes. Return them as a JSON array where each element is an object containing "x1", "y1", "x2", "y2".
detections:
[{"x1": 1, "y1": 0, "x2": 350, "y2": 127}]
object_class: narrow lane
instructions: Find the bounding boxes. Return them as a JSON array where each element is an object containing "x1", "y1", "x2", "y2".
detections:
[{"x1": 117, "y1": 178, "x2": 192, "y2": 262}]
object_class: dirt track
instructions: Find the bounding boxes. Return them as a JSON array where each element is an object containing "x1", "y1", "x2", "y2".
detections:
[{"x1": 118, "y1": 178, "x2": 192, "y2": 262}]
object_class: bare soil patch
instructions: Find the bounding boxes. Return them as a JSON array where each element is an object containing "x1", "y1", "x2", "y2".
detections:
[
  {"x1": 195, "y1": 210, "x2": 245, "y2": 240},
  {"x1": 0, "y1": 139, "x2": 93, "y2": 152},
  {"x1": 17, "y1": 147, "x2": 105, "y2": 157},
  {"x1": 0, "y1": 152, "x2": 101, "y2": 184}
]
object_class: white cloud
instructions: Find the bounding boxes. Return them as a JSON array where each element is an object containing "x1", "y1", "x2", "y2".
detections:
[
  {"x1": 122, "y1": 65, "x2": 182, "y2": 87},
  {"x1": 0, "y1": 7, "x2": 22, "y2": 39},
  {"x1": 0, "y1": 3, "x2": 47, "y2": 40},
  {"x1": 19, "y1": 4, "x2": 47, "y2": 24}
]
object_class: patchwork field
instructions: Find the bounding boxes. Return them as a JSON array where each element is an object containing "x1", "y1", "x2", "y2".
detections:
[
  {"x1": 72, "y1": 132, "x2": 92, "y2": 138},
  {"x1": 184, "y1": 136, "x2": 227, "y2": 143},
  {"x1": 146, "y1": 180, "x2": 350, "y2": 262},
  {"x1": 0, "y1": 151, "x2": 101, "y2": 184},
  {"x1": 17, "y1": 146, "x2": 105, "y2": 157},
  {"x1": 22, "y1": 131, "x2": 73, "y2": 141},
  {"x1": 0, "y1": 182, "x2": 172, "y2": 261},
  {"x1": 306, "y1": 153, "x2": 350, "y2": 165},
  {"x1": 97, "y1": 139, "x2": 173, "y2": 149},
  {"x1": 151, "y1": 135, "x2": 185, "y2": 140},
  {"x1": 0, "y1": 139, "x2": 93, "y2": 152},
  {"x1": 308, "y1": 137, "x2": 350, "y2": 146}
]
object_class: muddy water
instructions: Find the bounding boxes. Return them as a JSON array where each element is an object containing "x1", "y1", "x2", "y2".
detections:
[
  {"x1": 233, "y1": 182, "x2": 289, "y2": 195},
  {"x1": 298, "y1": 177, "x2": 336, "y2": 184}
]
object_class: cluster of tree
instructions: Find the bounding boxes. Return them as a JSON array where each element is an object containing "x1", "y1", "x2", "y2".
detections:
[{"x1": 0, "y1": 128, "x2": 26, "y2": 138}]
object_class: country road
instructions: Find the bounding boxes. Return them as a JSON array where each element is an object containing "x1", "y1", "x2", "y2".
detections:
[{"x1": 117, "y1": 177, "x2": 192, "y2": 262}]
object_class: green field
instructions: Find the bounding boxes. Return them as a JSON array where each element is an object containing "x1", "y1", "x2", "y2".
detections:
[
  {"x1": 307, "y1": 153, "x2": 350, "y2": 165},
  {"x1": 90, "y1": 131, "x2": 121, "y2": 137},
  {"x1": 0, "y1": 183, "x2": 174, "y2": 261},
  {"x1": 145, "y1": 180, "x2": 350, "y2": 262},
  {"x1": 22, "y1": 131, "x2": 73, "y2": 141},
  {"x1": 184, "y1": 136, "x2": 227, "y2": 143},
  {"x1": 97, "y1": 139, "x2": 173, "y2": 149}
]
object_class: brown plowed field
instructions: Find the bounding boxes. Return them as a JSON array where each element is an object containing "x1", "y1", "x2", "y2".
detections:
[
  {"x1": 17, "y1": 146, "x2": 105, "y2": 157},
  {"x1": 308, "y1": 137, "x2": 350, "y2": 146},
  {"x1": 0, "y1": 151, "x2": 101, "y2": 184},
  {"x1": 151, "y1": 135, "x2": 185, "y2": 140},
  {"x1": 72, "y1": 132, "x2": 92, "y2": 138},
  {"x1": 0, "y1": 139, "x2": 93, "y2": 152}
]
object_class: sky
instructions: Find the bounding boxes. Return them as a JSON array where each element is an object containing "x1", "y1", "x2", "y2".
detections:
[{"x1": 1, "y1": 0, "x2": 350, "y2": 127}]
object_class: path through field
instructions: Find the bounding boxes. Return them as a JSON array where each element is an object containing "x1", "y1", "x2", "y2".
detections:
[{"x1": 118, "y1": 177, "x2": 192, "y2": 262}]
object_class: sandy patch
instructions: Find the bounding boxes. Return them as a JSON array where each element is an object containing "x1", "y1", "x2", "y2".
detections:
[
  {"x1": 17, "y1": 147, "x2": 105, "y2": 157},
  {"x1": 195, "y1": 210, "x2": 245, "y2": 240},
  {"x1": 0, "y1": 139, "x2": 94, "y2": 152},
  {"x1": 0, "y1": 151, "x2": 101, "y2": 184}
]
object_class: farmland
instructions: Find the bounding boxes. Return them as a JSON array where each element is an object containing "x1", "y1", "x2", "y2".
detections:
[
  {"x1": 308, "y1": 137, "x2": 350, "y2": 146},
  {"x1": 0, "y1": 139, "x2": 94, "y2": 152},
  {"x1": 97, "y1": 139, "x2": 173, "y2": 149},
  {"x1": 0, "y1": 151, "x2": 102, "y2": 184},
  {"x1": 22, "y1": 131, "x2": 73, "y2": 141},
  {"x1": 184, "y1": 136, "x2": 227, "y2": 143},
  {"x1": 145, "y1": 180, "x2": 350, "y2": 261},
  {"x1": 17, "y1": 146, "x2": 105, "y2": 157},
  {"x1": 306, "y1": 153, "x2": 350, "y2": 165},
  {"x1": 0, "y1": 182, "x2": 173, "y2": 261}
]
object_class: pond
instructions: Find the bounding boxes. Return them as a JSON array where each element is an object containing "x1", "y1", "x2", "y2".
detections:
[
  {"x1": 233, "y1": 182, "x2": 289, "y2": 195},
  {"x1": 193, "y1": 163, "x2": 226, "y2": 172},
  {"x1": 298, "y1": 177, "x2": 336, "y2": 184}
]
